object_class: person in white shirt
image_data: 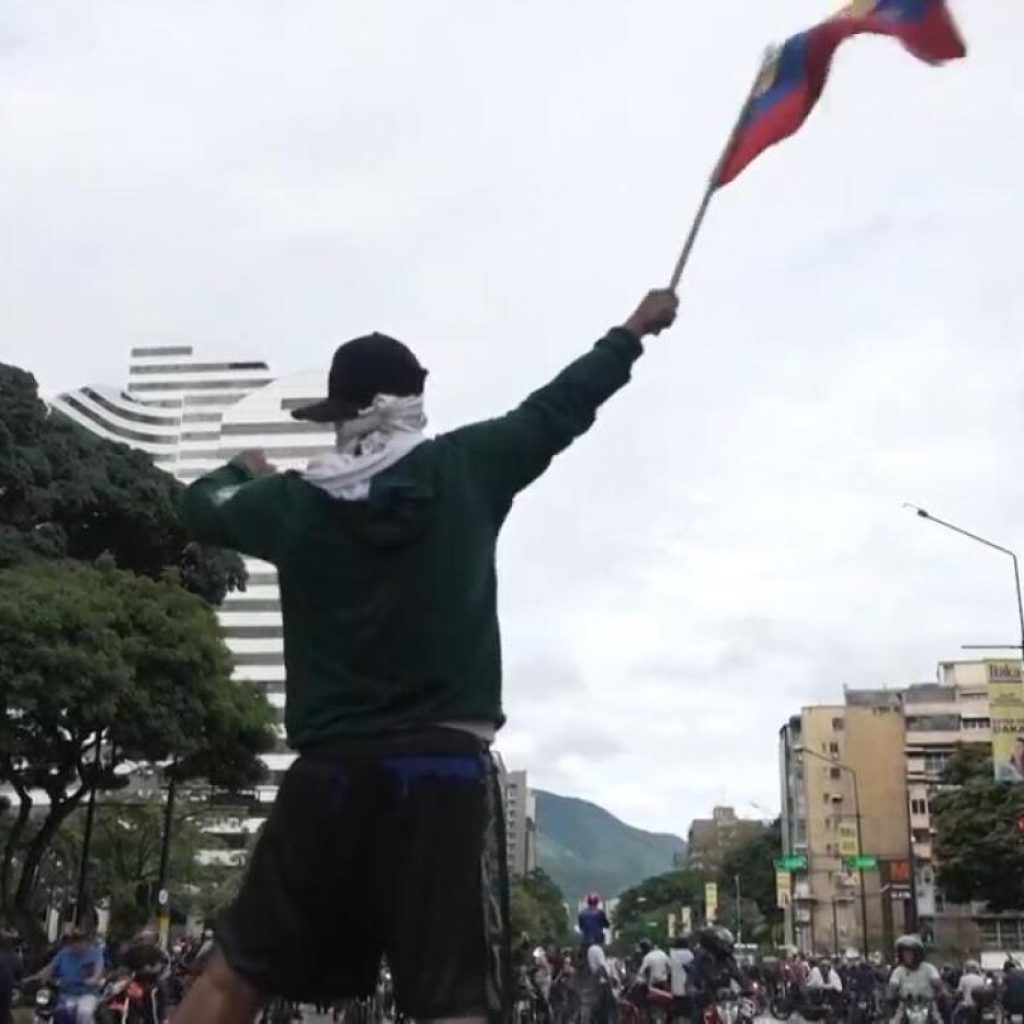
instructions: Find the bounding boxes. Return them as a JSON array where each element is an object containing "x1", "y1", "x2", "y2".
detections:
[
  {"x1": 808, "y1": 959, "x2": 843, "y2": 993},
  {"x1": 669, "y1": 937, "x2": 695, "y2": 1021},
  {"x1": 955, "y1": 962, "x2": 987, "y2": 1024},
  {"x1": 640, "y1": 941, "x2": 672, "y2": 991}
]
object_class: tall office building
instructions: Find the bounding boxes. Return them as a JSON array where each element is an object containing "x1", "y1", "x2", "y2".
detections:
[{"x1": 496, "y1": 762, "x2": 537, "y2": 879}]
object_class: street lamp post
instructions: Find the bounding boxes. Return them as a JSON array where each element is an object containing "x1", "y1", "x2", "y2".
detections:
[
  {"x1": 906, "y1": 505, "x2": 1024, "y2": 665},
  {"x1": 798, "y1": 746, "x2": 869, "y2": 957}
]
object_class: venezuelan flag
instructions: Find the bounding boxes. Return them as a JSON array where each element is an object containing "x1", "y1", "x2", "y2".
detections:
[{"x1": 717, "y1": 0, "x2": 966, "y2": 186}]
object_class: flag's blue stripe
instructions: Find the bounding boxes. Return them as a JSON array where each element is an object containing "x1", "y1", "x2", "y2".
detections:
[
  {"x1": 747, "y1": 32, "x2": 813, "y2": 127},
  {"x1": 876, "y1": 0, "x2": 930, "y2": 20}
]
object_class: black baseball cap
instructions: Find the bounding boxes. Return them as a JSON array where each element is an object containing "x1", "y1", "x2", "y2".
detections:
[{"x1": 291, "y1": 332, "x2": 428, "y2": 423}]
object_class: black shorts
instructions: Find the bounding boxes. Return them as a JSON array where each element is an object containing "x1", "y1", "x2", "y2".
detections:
[{"x1": 217, "y1": 729, "x2": 511, "y2": 1020}]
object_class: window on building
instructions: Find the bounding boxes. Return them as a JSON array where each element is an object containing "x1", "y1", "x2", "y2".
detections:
[
  {"x1": 823, "y1": 793, "x2": 832, "y2": 804},
  {"x1": 832, "y1": 717, "x2": 845, "y2": 731},
  {"x1": 830, "y1": 767, "x2": 842, "y2": 780},
  {"x1": 963, "y1": 718, "x2": 991, "y2": 731},
  {"x1": 829, "y1": 742, "x2": 840, "y2": 755},
  {"x1": 910, "y1": 798, "x2": 929, "y2": 815},
  {"x1": 825, "y1": 843, "x2": 838, "y2": 857},
  {"x1": 924, "y1": 753, "x2": 951, "y2": 775}
]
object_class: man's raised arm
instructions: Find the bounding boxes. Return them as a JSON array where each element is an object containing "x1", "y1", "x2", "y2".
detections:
[{"x1": 448, "y1": 289, "x2": 678, "y2": 516}]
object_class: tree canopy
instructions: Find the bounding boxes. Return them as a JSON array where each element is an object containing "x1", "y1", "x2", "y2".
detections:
[
  {"x1": 613, "y1": 869, "x2": 704, "y2": 950},
  {"x1": 510, "y1": 869, "x2": 572, "y2": 947},
  {"x1": 717, "y1": 818, "x2": 782, "y2": 941},
  {"x1": 0, "y1": 363, "x2": 244, "y2": 603},
  {"x1": 932, "y1": 744, "x2": 1024, "y2": 912},
  {"x1": 0, "y1": 547, "x2": 275, "y2": 926}
]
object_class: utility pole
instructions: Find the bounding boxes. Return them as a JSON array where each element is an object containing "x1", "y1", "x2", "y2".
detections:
[
  {"x1": 735, "y1": 874, "x2": 743, "y2": 944},
  {"x1": 155, "y1": 766, "x2": 178, "y2": 948},
  {"x1": 73, "y1": 732, "x2": 102, "y2": 928}
]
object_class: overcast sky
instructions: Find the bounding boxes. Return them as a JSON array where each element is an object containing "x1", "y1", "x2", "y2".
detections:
[{"x1": 3, "y1": 1, "x2": 1022, "y2": 837}]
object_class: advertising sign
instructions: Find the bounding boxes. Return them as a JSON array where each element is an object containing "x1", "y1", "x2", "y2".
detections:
[
  {"x1": 838, "y1": 821, "x2": 859, "y2": 858},
  {"x1": 776, "y1": 870, "x2": 792, "y2": 909},
  {"x1": 988, "y1": 661, "x2": 1024, "y2": 783},
  {"x1": 704, "y1": 882, "x2": 718, "y2": 923}
]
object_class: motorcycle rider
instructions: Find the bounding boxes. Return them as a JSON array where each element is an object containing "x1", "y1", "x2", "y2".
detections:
[
  {"x1": 31, "y1": 928, "x2": 104, "y2": 1024},
  {"x1": 807, "y1": 957, "x2": 843, "y2": 1015},
  {"x1": 887, "y1": 935, "x2": 943, "y2": 1024},
  {"x1": 1001, "y1": 959, "x2": 1024, "y2": 1019},
  {"x1": 846, "y1": 952, "x2": 880, "y2": 1022}
]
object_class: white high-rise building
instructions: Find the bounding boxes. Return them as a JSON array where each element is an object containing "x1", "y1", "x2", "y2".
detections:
[
  {"x1": 496, "y1": 765, "x2": 537, "y2": 878},
  {"x1": 53, "y1": 345, "x2": 327, "y2": 854}
]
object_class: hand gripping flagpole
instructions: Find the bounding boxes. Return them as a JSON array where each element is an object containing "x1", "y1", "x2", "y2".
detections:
[{"x1": 668, "y1": 49, "x2": 775, "y2": 292}]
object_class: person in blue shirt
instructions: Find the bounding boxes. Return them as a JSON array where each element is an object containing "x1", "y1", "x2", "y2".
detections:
[
  {"x1": 578, "y1": 894, "x2": 611, "y2": 949},
  {"x1": 33, "y1": 928, "x2": 104, "y2": 1023}
]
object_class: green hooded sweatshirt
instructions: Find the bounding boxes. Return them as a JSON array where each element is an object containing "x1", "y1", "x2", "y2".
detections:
[{"x1": 182, "y1": 327, "x2": 643, "y2": 749}]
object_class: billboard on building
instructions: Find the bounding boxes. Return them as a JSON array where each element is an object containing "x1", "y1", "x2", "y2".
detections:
[
  {"x1": 776, "y1": 870, "x2": 792, "y2": 909},
  {"x1": 838, "y1": 821, "x2": 859, "y2": 858},
  {"x1": 988, "y1": 661, "x2": 1024, "y2": 783},
  {"x1": 704, "y1": 882, "x2": 718, "y2": 923}
]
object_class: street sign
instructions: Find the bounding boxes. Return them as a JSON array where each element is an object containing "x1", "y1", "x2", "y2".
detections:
[
  {"x1": 775, "y1": 855, "x2": 807, "y2": 871},
  {"x1": 845, "y1": 855, "x2": 878, "y2": 871}
]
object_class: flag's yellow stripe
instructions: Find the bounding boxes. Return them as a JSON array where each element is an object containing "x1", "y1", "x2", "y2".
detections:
[
  {"x1": 753, "y1": 45, "x2": 782, "y2": 98},
  {"x1": 833, "y1": 0, "x2": 878, "y2": 20}
]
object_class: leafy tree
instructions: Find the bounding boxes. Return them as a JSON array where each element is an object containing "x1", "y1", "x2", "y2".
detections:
[
  {"x1": 615, "y1": 869, "x2": 704, "y2": 928},
  {"x1": 0, "y1": 559, "x2": 275, "y2": 930},
  {"x1": 613, "y1": 870, "x2": 704, "y2": 951},
  {"x1": 717, "y1": 818, "x2": 782, "y2": 940},
  {"x1": 0, "y1": 363, "x2": 244, "y2": 602},
  {"x1": 511, "y1": 869, "x2": 572, "y2": 946},
  {"x1": 932, "y1": 745, "x2": 1024, "y2": 912},
  {"x1": 32, "y1": 800, "x2": 230, "y2": 939}
]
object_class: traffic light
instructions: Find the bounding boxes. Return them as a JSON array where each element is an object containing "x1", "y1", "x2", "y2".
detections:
[{"x1": 1015, "y1": 812, "x2": 1024, "y2": 836}]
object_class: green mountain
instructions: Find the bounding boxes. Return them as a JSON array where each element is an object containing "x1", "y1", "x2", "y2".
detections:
[{"x1": 535, "y1": 790, "x2": 686, "y2": 903}]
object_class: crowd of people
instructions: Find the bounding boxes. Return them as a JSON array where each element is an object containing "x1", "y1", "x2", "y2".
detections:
[
  {"x1": 0, "y1": 924, "x2": 216, "y2": 1023},
  {"x1": 512, "y1": 910, "x2": 1024, "y2": 1024}
]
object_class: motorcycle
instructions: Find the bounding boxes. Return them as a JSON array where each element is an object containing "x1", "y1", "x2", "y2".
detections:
[
  {"x1": 900, "y1": 995, "x2": 934, "y2": 1024},
  {"x1": 32, "y1": 985, "x2": 58, "y2": 1023},
  {"x1": 96, "y1": 969, "x2": 162, "y2": 1024},
  {"x1": 848, "y1": 990, "x2": 879, "y2": 1024},
  {"x1": 740, "y1": 981, "x2": 768, "y2": 1019}
]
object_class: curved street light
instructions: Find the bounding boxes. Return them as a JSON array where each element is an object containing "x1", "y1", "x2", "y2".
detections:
[{"x1": 904, "y1": 504, "x2": 1024, "y2": 663}]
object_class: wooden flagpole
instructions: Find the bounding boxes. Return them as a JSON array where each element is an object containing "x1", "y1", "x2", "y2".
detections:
[{"x1": 668, "y1": 48, "x2": 776, "y2": 292}]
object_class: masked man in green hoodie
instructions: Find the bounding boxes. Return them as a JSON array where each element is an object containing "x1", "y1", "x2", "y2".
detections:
[{"x1": 177, "y1": 288, "x2": 679, "y2": 1024}]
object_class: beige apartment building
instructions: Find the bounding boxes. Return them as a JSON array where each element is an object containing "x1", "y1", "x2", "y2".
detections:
[
  {"x1": 687, "y1": 806, "x2": 763, "y2": 874},
  {"x1": 905, "y1": 660, "x2": 1024, "y2": 958},
  {"x1": 779, "y1": 693, "x2": 911, "y2": 955},
  {"x1": 781, "y1": 659, "x2": 1024, "y2": 960}
]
